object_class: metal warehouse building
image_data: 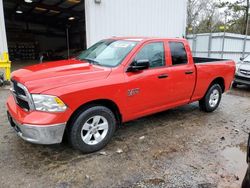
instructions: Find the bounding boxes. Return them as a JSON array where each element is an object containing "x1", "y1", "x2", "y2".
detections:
[
  {"x1": 0, "y1": 0, "x2": 187, "y2": 60},
  {"x1": 0, "y1": 0, "x2": 7, "y2": 55},
  {"x1": 85, "y1": 0, "x2": 187, "y2": 46}
]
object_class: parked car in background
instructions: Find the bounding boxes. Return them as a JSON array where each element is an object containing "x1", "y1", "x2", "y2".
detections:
[
  {"x1": 242, "y1": 134, "x2": 250, "y2": 188},
  {"x1": 233, "y1": 56, "x2": 250, "y2": 88},
  {"x1": 6, "y1": 37, "x2": 235, "y2": 153}
]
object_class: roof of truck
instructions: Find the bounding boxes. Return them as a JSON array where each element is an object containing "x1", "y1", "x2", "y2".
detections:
[{"x1": 109, "y1": 36, "x2": 186, "y2": 42}]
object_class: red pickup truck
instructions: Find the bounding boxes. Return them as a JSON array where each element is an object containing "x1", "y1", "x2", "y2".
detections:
[{"x1": 6, "y1": 37, "x2": 235, "y2": 153}]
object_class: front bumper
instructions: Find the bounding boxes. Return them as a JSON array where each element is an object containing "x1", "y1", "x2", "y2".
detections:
[
  {"x1": 6, "y1": 94, "x2": 72, "y2": 145},
  {"x1": 7, "y1": 112, "x2": 66, "y2": 144},
  {"x1": 234, "y1": 75, "x2": 250, "y2": 86}
]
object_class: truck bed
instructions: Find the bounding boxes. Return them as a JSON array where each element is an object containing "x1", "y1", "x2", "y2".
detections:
[
  {"x1": 193, "y1": 57, "x2": 227, "y2": 64},
  {"x1": 190, "y1": 58, "x2": 235, "y2": 103}
]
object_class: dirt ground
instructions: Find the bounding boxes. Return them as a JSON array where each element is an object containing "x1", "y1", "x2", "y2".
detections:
[{"x1": 0, "y1": 83, "x2": 249, "y2": 188}]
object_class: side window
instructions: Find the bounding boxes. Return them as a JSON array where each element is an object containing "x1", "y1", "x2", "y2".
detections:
[
  {"x1": 169, "y1": 42, "x2": 188, "y2": 65},
  {"x1": 134, "y1": 42, "x2": 165, "y2": 68}
]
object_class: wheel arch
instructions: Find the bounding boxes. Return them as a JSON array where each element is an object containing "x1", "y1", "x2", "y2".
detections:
[
  {"x1": 66, "y1": 99, "x2": 122, "y2": 130},
  {"x1": 209, "y1": 77, "x2": 225, "y2": 93}
]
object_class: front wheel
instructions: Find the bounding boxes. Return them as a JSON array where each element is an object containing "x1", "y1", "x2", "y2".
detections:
[
  {"x1": 199, "y1": 84, "x2": 222, "y2": 112},
  {"x1": 68, "y1": 106, "x2": 116, "y2": 153}
]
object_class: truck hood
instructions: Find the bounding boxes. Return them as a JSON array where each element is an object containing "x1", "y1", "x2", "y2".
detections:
[
  {"x1": 12, "y1": 59, "x2": 112, "y2": 93},
  {"x1": 239, "y1": 62, "x2": 250, "y2": 70}
]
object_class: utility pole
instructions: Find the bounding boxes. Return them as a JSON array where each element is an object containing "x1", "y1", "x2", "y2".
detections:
[
  {"x1": 245, "y1": 0, "x2": 250, "y2": 34},
  {"x1": 242, "y1": 0, "x2": 250, "y2": 58},
  {"x1": 66, "y1": 27, "x2": 70, "y2": 59},
  {"x1": 221, "y1": 11, "x2": 228, "y2": 59}
]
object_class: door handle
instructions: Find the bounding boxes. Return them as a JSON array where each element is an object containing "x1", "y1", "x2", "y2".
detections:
[
  {"x1": 185, "y1": 70, "x2": 194, "y2": 75},
  {"x1": 158, "y1": 74, "x2": 168, "y2": 79}
]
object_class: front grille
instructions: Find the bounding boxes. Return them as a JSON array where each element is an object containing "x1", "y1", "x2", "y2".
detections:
[
  {"x1": 11, "y1": 80, "x2": 33, "y2": 111},
  {"x1": 12, "y1": 80, "x2": 26, "y2": 96},
  {"x1": 16, "y1": 97, "x2": 30, "y2": 111},
  {"x1": 235, "y1": 75, "x2": 250, "y2": 82},
  {"x1": 239, "y1": 69, "x2": 250, "y2": 76}
]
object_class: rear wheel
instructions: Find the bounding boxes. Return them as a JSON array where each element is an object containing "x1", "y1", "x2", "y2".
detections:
[
  {"x1": 68, "y1": 106, "x2": 116, "y2": 153},
  {"x1": 199, "y1": 84, "x2": 222, "y2": 112}
]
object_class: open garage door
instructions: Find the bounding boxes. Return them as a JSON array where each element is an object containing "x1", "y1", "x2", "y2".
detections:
[{"x1": 3, "y1": 0, "x2": 86, "y2": 67}]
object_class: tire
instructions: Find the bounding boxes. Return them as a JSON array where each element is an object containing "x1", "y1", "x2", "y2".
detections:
[
  {"x1": 68, "y1": 105, "x2": 116, "y2": 153},
  {"x1": 232, "y1": 82, "x2": 238, "y2": 88},
  {"x1": 199, "y1": 84, "x2": 222, "y2": 112},
  {"x1": 242, "y1": 166, "x2": 250, "y2": 188}
]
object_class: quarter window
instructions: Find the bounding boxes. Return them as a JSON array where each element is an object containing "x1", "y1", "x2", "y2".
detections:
[
  {"x1": 134, "y1": 42, "x2": 165, "y2": 68},
  {"x1": 169, "y1": 42, "x2": 188, "y2": 65}
]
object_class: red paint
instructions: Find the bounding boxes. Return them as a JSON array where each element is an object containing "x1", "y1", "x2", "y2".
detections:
[{"x1": 7, "y1": 38, "x2": 236, "y2": 126}]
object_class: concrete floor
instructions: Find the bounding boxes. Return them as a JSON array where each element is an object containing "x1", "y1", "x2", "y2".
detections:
[{"x1": 0, "y1": 62, "x2": 250, "y2": 188}]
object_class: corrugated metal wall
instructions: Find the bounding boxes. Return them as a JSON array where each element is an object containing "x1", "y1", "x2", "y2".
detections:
[
  {"x1": 85, "y1": 0, "x2": 187, "y2": 47},
  {"x1": 187, "y1": 33, "x2": 250, "y2": 62},
  {"x1": 0, "y1": 0, "x2": 8, "y2": 55}
]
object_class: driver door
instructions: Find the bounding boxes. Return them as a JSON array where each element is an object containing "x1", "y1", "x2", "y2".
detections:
[{"x1": 124, "y1": 41, "x2": 171, "y2": 119}]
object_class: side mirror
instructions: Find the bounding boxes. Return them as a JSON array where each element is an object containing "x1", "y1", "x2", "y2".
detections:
[{"x1": 127, "y1": 59, "x2": 150, "y2": 72}]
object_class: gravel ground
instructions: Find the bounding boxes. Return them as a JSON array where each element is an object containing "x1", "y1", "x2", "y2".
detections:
[{"x1": 0, "y1": 85, "x2": 249, "y2": 188}]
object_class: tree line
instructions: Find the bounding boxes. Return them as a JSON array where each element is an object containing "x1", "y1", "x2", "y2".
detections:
[{"x1": 187, "y1": 0, "x2": 250, "y2": 34}]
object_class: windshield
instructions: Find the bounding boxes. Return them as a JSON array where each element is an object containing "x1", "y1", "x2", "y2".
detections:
[
  {"x1": 243, "y1": 56, "x2": 250, "y2": 62},
  {"x1": 240, "y1": 54, "x2": 250, "y2": 62},
  {"x1": 77, "y1": 40, "x2": 138, "y2": 67}
]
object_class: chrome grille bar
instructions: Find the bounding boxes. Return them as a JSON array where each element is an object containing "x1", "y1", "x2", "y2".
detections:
[
  {"x1": 240, "y1": 69, "x2": 250, "y2": 76},
  {"x1": 10, "y1": 80, "x2": 35, "y2": 111}
]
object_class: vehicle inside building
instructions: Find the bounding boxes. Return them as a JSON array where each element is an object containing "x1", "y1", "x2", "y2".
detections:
[{"x1": 3, "y1": 0, "x2": 86, "y2": 68}]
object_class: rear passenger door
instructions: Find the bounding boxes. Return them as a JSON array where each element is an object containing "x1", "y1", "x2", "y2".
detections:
[{"x1": 166, "y1": 41, "x2": 196, "y2": 105}]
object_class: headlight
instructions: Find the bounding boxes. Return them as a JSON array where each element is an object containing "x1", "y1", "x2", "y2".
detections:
[
  {"x1": 236, "y1": 63, "x2": 241, "y2": 73},
  {"x1": 32, "y1": 94, "x2": 67, "y2": 112}
]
